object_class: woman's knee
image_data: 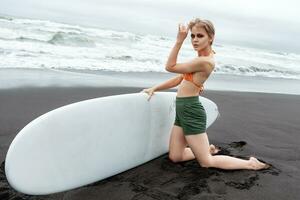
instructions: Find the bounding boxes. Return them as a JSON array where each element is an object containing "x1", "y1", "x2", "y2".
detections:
[
  {"x1": 199, "y1": 156, "x2": 213, "y2": 168},
  {"x1": 168, "y1": 153, "x2": 182, "y2": 163}
]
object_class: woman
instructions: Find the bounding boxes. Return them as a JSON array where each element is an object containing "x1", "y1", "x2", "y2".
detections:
[{"x1": 141, "y1": 18, "x2": 269, "y2": 170}]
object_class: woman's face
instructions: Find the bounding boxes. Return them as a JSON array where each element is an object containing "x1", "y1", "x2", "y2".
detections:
[{"x1": 190, "y1": 25, "x2": 212, "y2": 51}]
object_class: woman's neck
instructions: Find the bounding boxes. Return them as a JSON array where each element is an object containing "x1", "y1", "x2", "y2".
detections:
[{"x1": 198, "y1": 46, "x2": 213, "y2": 57}]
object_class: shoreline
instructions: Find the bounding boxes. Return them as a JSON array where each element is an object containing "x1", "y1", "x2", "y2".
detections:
[{"x1": 1, "y1": 68, "x2": 300, "y2": 95}]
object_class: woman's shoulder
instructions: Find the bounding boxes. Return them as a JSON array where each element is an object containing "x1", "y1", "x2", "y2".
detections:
[
  {"x1": 209, "y1": 57, "x2": 216, "y2": 69},
  {"x1": 198, "y1": 56, "x2": 215, "y2": 70},
  {"x1": 195, "y1": 56, "x2": 214, "y2": 64}
]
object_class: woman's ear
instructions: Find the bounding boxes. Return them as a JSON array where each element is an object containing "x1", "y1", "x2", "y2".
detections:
[{"x1": 210, "y1": 36, "x2": 214, "y2": 44}]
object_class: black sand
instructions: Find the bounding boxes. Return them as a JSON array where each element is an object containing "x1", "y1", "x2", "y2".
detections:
[{"x1": 1, "y1": 87, "x2": 299, "y2": 200}]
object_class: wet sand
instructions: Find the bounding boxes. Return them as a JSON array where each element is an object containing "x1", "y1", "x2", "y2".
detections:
[{"x1": 0, "y1": 86, "x2": 300, "y2": 200}]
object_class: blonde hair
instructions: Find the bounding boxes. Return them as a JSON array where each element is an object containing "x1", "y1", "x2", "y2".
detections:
[{"x1": 189, "y1": 18, "x2": 216, "y2": 54}]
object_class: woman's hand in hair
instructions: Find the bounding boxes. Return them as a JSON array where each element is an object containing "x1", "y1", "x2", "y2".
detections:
[{"x1": 176, "y1": 23, "x2": 189, "y2": 43}]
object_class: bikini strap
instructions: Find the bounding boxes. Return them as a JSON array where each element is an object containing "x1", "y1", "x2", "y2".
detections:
[{"x1": 181, "y1": 73, "x2": 204, "y2": 93}]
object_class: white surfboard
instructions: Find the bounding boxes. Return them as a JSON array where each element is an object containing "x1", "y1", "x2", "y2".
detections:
[{"x1": 5, "y1": 92, "x2": 219, "y2": 195}]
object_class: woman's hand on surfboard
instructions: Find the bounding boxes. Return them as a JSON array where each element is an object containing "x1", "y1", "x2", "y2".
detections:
[
  {"x1": 176, "y1": 23, "x2": 189, "y2": 43},
  {"x1": 141, "y1": 88, "x2": 155, "y2": 101}
]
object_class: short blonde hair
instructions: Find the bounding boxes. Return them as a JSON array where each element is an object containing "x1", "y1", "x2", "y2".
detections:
[{"x1": 189, "y1": 18, "x2": 215, "y2": 45}]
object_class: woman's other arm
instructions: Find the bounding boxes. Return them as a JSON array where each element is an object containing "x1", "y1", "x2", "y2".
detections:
[
  {"x1": 141, "y1": 75, "x2": 183, "y2": 100},
  {"x1": 153, "y1": 74, "x2": 183, "y2": 91}
]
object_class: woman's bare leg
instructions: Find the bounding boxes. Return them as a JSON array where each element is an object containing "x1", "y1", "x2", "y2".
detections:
[
  {"x1": 184, "y1": 132, "x2": 269, "y2": 170},
  {"x1": 168, "y1": 125, "x2": 195, "y2": 162},
  {"x1": 168, "y1": 126, "x2": 220, "y2": 162},
  {"x1": 185, "y1": 144, "x2": 220, "y2": 157}
]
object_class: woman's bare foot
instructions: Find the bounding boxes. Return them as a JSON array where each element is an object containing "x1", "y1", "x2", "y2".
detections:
[
  {"x1": 209, "y1": 144, "x2": 220, "y2": 155},
  {"x1": 249, "y1": 157, "x2": 270, "y2": 170}
]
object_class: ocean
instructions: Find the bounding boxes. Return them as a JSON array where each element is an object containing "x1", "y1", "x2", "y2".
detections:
[{"x1": 1, "y1": 14, "x2": 300, "y2": 95}]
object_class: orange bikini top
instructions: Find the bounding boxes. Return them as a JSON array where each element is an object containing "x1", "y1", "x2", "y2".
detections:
[{"x1": 182, "y1": 73, "x2": 204, "y2": 93}]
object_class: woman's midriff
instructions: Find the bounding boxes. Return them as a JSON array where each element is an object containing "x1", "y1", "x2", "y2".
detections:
[{"x1": 177, "y1": 80, "x2": 202, "y2": 97}]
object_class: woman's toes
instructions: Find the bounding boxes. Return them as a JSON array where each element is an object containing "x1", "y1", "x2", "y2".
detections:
[
  {"x1": 249, "y1": 157, "x2": 270, "y2": 170},
  {"x1": 210, "y1": 144, "x2": 220, "y2": 155}
]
